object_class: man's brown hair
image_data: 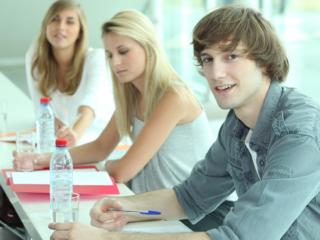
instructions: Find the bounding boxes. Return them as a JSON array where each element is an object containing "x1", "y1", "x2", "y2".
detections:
[{"x1": 193, "y1": 5, "x2": 289, "y2": 82}]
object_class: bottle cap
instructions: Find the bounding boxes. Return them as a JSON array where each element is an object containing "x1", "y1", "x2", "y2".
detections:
[
  {"x1": 55, "y1": 139, "x2": 68, "y2": 147},
  {"x1": 40, "y1": 97, "x2": 51, "y2": 104}
]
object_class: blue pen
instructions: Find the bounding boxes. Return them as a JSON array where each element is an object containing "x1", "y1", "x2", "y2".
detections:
[{"x1": 110, "y1": 209, "x2": 161, "y2": 215}]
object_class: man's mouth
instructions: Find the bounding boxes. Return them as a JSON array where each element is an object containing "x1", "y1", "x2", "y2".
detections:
[{"x1": 215, "y1": 84, "x2": 235, "y2": 91}]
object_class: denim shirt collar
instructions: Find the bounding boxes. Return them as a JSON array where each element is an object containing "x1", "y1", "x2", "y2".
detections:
[
  {"x1": 251, "y1": 81, "x2": 283, "y2": 148},
  {"x1": 229, "y1": 81, "x2": 283, "y2": 149}
]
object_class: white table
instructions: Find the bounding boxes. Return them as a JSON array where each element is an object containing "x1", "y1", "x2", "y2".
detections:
[
  {"x1": 0, "y1": 72, "x2": 191, "y2": 239},
  {"x1": 0, "y1": 142, "x2": 134, "y2": 239},
  {"x1": 1, "y1": 143, "x2": 191, "y2": 239},
  {"x1": 0, "y1": 72, "x2": 35, "y2": 132}
]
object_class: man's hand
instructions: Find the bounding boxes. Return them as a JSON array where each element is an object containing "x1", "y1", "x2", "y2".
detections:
[
  {"x1": 90, "y1": 197, "x2": 128, "y2": 231},
  {"x1": 49, "y1": 222, "x2": 108, "y2": 240}
]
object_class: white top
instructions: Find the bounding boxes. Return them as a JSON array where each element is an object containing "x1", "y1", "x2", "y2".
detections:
[
  {"x1": 26, "y1": 44, "x2": 114, "y2": 145},
  {"x1": 130, "y1": 111, "x2": 213, "y2": 193}
]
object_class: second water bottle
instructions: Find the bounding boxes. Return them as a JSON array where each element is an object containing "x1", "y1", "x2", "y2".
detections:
[{"x1": 36, "y1": 97, "x2": 55, "y2": 153}]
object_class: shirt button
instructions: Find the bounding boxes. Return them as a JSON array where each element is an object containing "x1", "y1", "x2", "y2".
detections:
[{"x1": 259, "y1": 160, "x2": 265, "y2": 166}]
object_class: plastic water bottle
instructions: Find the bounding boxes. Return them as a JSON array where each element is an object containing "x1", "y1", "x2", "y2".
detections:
[
  {"x1": 50, "y1": 138, "x2": 73, "y2": 223},
  {"x1": 36, "y1": 97, "x2": 55, "y2": 153}
]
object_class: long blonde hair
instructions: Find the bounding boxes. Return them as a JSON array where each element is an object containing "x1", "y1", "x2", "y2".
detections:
[
  {"x1": 102, "y1": 10, "x2": 194, "y2": 138},
  {"x1": 31, "y1": 0, "x2": 88, "y2": 96}
]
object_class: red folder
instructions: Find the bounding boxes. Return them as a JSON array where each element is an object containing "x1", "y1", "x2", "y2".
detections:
[{"x1": 2, "y1": 166, "x2": 119, "y2": 195}]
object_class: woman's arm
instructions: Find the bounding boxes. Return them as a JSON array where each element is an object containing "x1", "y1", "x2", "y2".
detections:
[
  {"x1": 14, "y1": 113, "x2": 120, "y2": 170},
  {"x1": 59, "y1": 49, "x2": 114, "y2": 147},
  {"x1": 106, "y1": 89, "x2": 201, "y2": 183},
  {"x1": 76, "y1": 48, "x2": 115, "y2": 132},
  {"x1": 70, "y1": 113, "x2": 120, "y2": 165}
]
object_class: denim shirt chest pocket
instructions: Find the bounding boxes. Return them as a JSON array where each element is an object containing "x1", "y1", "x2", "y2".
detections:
[
  {"x1": 226, "y1": 140, "x2": 256, "y2": 195},
  {"x1": 251, "y1": 144, "x2": 268, "y2": 178}
]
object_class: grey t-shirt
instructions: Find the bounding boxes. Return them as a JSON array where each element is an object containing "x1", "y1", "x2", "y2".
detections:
[{"x1": 129, "y1": 111, "x2": 213, "y2": 193}]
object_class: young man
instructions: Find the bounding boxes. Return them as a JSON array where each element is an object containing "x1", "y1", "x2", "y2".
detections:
[{"x1": 50, "y1": 6, "x2": 320, "y2": 240}]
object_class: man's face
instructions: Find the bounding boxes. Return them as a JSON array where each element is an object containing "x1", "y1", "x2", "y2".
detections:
[{"x1": 200, "y1": 42, "x2": 270, "y2": 120}]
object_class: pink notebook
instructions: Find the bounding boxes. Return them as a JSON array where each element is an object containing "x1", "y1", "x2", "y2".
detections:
[{"x1": 2, "y1": 166, "x2": 119, "y2": 195}]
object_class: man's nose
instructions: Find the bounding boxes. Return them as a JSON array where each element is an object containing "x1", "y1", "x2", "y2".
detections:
[
  {"x1": 206, "y1": 60, "x2": 227, "y2": 82},
  {"x1": 212, "y1": 59, "x2": 227, "y2": 79}
]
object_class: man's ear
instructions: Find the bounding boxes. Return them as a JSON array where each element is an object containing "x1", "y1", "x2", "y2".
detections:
[{"x1": 259, "y1": 64, "x2": 269, "y2": 77}]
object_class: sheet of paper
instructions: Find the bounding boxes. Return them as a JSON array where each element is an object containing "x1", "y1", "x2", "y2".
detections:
[
  {"x1": 0, "y1": 130, "x2": 34, "y2": 142},
  {"x1": 11, "y1": 169, "x2": 112, "y2": 186},
  {"x1": 0, "y1": 133, "x2": 16, "y2": 142},
  {"x1": 123, "y1": 220, "x2": 191, "y2": 233}
]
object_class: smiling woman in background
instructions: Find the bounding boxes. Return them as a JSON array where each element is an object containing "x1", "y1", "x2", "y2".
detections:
[{"x1": 26, "y1": 0, "x2": 114, "y2": 146}]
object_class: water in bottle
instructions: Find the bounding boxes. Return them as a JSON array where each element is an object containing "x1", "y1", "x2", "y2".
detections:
[
  {"x1": 50, "y1": 138, "x2": 73, "y2": 223},
  {"x1": 36, "y1": 97, "x2": 55, "y2": 153}
]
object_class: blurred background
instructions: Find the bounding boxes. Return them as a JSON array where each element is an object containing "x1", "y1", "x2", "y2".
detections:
[{"x1": 1, "y1": 0, "x2": 320, "y2": 128}]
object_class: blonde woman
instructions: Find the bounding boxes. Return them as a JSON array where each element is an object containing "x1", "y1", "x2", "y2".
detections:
[
  {"x1": 26, "y1": 0, "x2": 114, "y2": 146},
  {"x1": 16, "y1": 9, "x2": 212, "y2": 194}
]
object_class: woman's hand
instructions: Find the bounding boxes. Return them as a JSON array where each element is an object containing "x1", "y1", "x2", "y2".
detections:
[
  {"x1": 12, "y1": 150, "x2": 43, "y2": 171},
  {"x1": 56, "y1": 126, "x2": 79, "y2": 147},
  {"x1": 55, "y1": 117, "x2": 78, "y2": 147}
]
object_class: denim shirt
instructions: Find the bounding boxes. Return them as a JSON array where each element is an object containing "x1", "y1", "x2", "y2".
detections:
[{"x1": 174, "y1": 82, "x2": 320, "y2": 240}]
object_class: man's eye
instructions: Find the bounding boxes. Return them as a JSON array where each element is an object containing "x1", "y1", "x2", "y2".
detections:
[
  {"x1": 227, "y1": 54, "x2": 238, "y2": 60},
  {"x1": 201, "y1": 56, "x2": 213, "y2": 64}
]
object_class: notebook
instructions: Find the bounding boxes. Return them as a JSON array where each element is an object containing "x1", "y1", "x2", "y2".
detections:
[{"x1": 2, "y1": 166, "x2": 119, "y2": 195}]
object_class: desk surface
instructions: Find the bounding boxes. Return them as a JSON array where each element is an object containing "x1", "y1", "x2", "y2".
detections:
[{"x1": 0, "y1": 72, "x2": 191, "y2": 239}]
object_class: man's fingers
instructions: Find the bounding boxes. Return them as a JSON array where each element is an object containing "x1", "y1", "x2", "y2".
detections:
[
  {"x1": 89, "y1": 198, "x2": 127, "y2": 231},
  {"x1": 50, "y1": 230, "x2": 69, "y2": 240},
  {"x1": 102, "y1": 215, "x2": 128, "y2": 231},
  {"x1": 97, "y1": 211, "x2": 123, "y2": 223},
  {"x1": 90, "y1": 215, "x2": 127, "y2": 231},
  {"x1": 90, "y1": 210, "x2": 122, "y2": 225},
  {"x1": 48, "y1": 222, "x2": 73, "y2": 231},
  {"x1": 90, "y1": 218, "x2": 104, "y2": 228}
]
